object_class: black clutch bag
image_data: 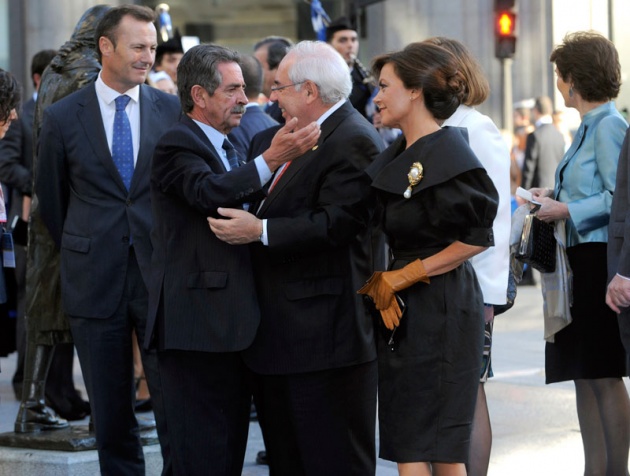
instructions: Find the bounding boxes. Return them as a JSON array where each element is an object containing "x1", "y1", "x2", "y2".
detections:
[
  {"x1": 515, "y1": 212, "x2": 556, "y2": 273},
  {"x1": 10, "y1": 216, "x2": 28, "y2": 247},
  {"x1": 361, "y1": 293, "x2": 407, "y2": 351}
]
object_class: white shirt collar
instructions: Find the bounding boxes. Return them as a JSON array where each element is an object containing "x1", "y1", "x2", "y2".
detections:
[
  {"x1": 317, "y1": 99, "x2": 346, "y2": 125},
  {"x1": 192, "y1": 118, "x2": 228, "y2": 156},
  {"x1": 95, "y1": 73, "x2": 140, "y2": 105}
]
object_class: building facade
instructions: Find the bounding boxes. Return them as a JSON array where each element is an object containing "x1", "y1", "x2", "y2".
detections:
[{"x1": 2, "y1": 0, "x2": 628, "y2": 130}]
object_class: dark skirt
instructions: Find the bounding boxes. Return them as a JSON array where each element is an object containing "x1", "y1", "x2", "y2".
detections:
[
  {"x1": 377, "y1": 260, "x2": 484, "y2": 464},
  {"x1": 545, "y1": 242, "x2": 627, "y2": 383}
]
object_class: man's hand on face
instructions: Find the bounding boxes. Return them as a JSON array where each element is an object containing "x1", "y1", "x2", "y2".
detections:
[{"x1": 261, "y1": 117, "x2": 320, "y2": 171}]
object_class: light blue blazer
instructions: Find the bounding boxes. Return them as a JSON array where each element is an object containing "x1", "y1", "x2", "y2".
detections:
[{"x1": 554, "y1": 102, "x2": 628, "y2": 247}]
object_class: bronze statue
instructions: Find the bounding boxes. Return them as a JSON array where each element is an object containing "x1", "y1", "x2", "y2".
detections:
[{"x1": 15, "y1": 4, "x2": 110, "y2": 433}]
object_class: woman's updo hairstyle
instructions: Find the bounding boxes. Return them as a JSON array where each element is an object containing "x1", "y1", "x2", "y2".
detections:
[{"x1": 372, "y1": 42, "x2": 466, "y2": 120}]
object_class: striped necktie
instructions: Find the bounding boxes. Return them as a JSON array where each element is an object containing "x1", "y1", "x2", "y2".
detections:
[{"x1": 222, "y1": 138, "x2": 240, "y2": 170}]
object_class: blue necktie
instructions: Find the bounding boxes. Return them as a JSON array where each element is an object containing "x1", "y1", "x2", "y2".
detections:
[
  {"x1": 222, "y1": 138, "x2": 240, "y2": 170},
  {"x1": 112, "y1": 95, "x2": 134, "y2": 190}
]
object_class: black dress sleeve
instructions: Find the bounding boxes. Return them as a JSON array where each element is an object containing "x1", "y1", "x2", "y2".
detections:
[{"x1": 425, "y1": 168, "x2": 498, "y2": 247}]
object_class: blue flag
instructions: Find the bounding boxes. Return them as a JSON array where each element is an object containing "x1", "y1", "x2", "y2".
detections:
[
  {"x1": 311, "y1": 0, "x2": 331, "y2": 41},
  {"x1": 157, "y1": 6, "x2": 173, "y2": 43}
]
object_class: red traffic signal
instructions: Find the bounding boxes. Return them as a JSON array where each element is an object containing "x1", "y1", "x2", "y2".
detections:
[
  {"x1": 495, "y1": 10, "x2": 517, "y2": 59},
  {"x1": 497, "y1": 11, "x2": 515, "y2": 36}
]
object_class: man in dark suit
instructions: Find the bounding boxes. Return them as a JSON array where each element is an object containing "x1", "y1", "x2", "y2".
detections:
[
  {"x1": 146, "y1": 44, "x2": 320, "y2": 475},
  {"x1": 209, "y1": 40, "x2": 384, "y2": 475},
  {"x1": 36, "y1": 6, "x2": 181, "y2": 474},
  {"x1": 228, "y1": 54, "x2": 278, "y2": 159},
  {"x1": 607, "y1": 128, "x2": 630, "y2": 355},
  {"x1": 521, "y1": 96, "x2": 566, "y2": 190}
]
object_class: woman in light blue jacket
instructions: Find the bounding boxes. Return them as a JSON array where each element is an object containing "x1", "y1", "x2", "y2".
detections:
[{"x1": 531, "y1": 31, "x2": 630, "y2": 476}]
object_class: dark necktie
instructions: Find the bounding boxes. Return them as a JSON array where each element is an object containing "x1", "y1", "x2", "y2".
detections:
[
  {"x1": 112, "y1": 95, "x2": 134, "y2": 190},
  {"x1": 222, "y1": 138, "x2": 240, "y2": 170}
]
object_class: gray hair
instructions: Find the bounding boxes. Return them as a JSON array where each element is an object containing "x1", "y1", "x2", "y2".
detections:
[
  {"x1": 286, "y1": 41, "x2": 351, "y2": 104},
  {"x1": 177, "y1": 44, "x2": 241, "y2": 113}
]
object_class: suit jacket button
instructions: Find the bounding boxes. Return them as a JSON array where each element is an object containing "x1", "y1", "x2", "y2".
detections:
[
  {"x1": 126, "y1": 199, "x2": 132, "y2": 206},
  {"x1": 122, "y1": 236, "x2": 130, "y2": 243}
]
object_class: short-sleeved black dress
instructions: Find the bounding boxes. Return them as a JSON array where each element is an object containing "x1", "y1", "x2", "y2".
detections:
[{"x1": 366, "y1": 127, "x2": 498, "y2": 464}]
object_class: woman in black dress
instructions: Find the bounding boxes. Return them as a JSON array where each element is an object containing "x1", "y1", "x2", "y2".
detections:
[{"x1": 359, "y1": 43, "x2": 498, "y2": 475}]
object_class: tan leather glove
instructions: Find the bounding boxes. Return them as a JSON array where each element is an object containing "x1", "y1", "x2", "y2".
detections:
[
  {"x1": 379, "y1": 297, "x2": 403, "y2": 330},
  {"x1": 358, "y1": 259, "x2": 430, "y2": 330}
]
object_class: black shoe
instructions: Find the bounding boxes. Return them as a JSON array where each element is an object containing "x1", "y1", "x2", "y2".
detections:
[
  {"x1": 45, "y1": 394, "x2": 90, "y2": 421},
  {"x1": 67, "y1": 391, "x2": 91, "y2": 415},
  {"x1": 135, "y1": 398, "x2": 153, "y2": 413},
  {"x1": 256, "y1": 451, "x2": 268, "y2": 465}
]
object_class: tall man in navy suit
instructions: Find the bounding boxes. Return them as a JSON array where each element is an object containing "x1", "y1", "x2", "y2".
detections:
[
  {"x1": 209, "y1": 41, "x2": 384, "y2": 475},
  {"x1": 228, "y1": 54, "x2": 278, "y2": 158},
  {"x1": 36, "y1": 5, "x2": 180, "y2": 475},
  {"x1": 146, "y1": 44, "x2": 320, "y2": 475}
]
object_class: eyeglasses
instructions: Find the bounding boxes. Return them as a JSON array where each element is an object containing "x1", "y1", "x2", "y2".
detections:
[{"x1": 270, "y1": 81, "x2": 306, "y2": 93}]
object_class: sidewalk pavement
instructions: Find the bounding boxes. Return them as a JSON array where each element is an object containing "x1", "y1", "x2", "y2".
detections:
[{"x1": 1, "y1": 284, "x2": 628, "y2": 474}]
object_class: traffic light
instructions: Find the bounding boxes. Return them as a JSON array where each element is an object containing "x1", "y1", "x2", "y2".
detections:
[{"x1": 495, "y1": 0, "x2": 517, "y2": 59}]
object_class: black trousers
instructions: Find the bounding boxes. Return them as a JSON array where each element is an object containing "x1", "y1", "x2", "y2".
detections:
[
  {"x1": 69, "y1": 248, "x2": 171, "y2": 476},
  {"x1": 254, "y1": 360, "x2": 378, "y2": 476},
  {"x1": 157, "y1": 349, "x2": 252, "y2": 476}
]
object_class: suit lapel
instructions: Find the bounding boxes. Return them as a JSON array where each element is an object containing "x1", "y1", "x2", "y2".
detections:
[
  {"x1": 76, "y1": 85, "x2": 125, "y2": 191},
  {"x1": 257, "y1": 144, "x2": 318, "y2": 216},
  {"x1": 180, "y1": 114, "x2": 229, "y2": 174},
  {"x1": 256, "y1": 102, "x2": 353, "y2": 217},
  {"x1": 133, "y1": 85, "x2": 156, "y2": 192}
]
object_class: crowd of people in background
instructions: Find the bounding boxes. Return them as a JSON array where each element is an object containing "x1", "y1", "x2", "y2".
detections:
[{"x1": 0, "y1": 4, "x2": 630, "y2": 476}]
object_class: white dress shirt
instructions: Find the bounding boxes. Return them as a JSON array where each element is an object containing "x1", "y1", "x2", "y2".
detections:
[{"x1": 94, "y1": 73, "x2": 141, "y2": 166}]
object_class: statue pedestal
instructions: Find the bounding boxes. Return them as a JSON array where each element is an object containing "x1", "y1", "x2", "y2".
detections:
[
  {"x1": 0, "y1": 444, "x2": 163, "y2": 475},
  {"x1": 0, "y1": 419, "x2": 162, "y2": 475}
]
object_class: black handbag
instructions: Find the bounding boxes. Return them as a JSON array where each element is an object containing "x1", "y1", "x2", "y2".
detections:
[
  {"x1": 362, "y1": 293, "x2": 407, "y2": 351},
  {"x1": 515, "y1": 212, "x2": 556, "y2": 273}
]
